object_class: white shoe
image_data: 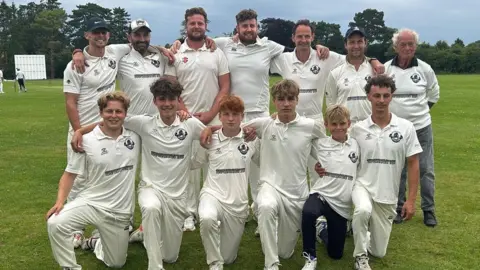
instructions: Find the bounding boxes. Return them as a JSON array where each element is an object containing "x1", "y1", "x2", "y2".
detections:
[
  {"x1": 209, "y1": 262, "x2": 224, "y2": 270},
  {"x1": 81, "y1": 229, "x2": 100, "y2": 250},
  {"x1": 264, "y1": 263, "x2": 279, "y2": 270},
  {"x1": 72, "y1": 231, "x2": 84, "y2": 249},
  {"x1": 129, "y1": 227, "x2": 144, "y2": 243},
  {"x1": 254, "y1": 226, "x2": 260, "y2": 237},
  {"x1": 315, "y1": 216, "x2": 327, "y2": 243},
  {"x1": 301, "y1": 252, "x2": 317, "y2": 269},
  {"x1": 355, "y1": 254, "x2": 371, "y2": 270},
  {"x1": 183, "y1": 216, "x2": 196, "y2": 231}
]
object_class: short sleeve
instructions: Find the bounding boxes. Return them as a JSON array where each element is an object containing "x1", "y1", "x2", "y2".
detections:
[
  {"x1": 325, "y1": 71, "x2": 338, "y2": 107},
  {"x1": 242, "y1": 117, "x2": 271, "y2": 139},
  {"x1": 267, "y1": 40, "x2": 285, "y2": 59},
  {"x1": 191, "y1": 146, "x2": 208, "y2": 169},
  {"x1": 213, "y1": 37, "x2": 230, "y2": 52},
  {"x1": 249, "y1": 139, "x2": 261, "y2": 166},
  {"x1": 405, "y1": 123, "x2": 423, "y2": 157},
  {"x1": 217, "y1": 50, "x2": 230, "y2": 76},
  {"x1": 63, "y1": 64, "x2": 82, "y2": 94},
  {"x1": 187, "y1": 117, "x2": 207, "y2": 140},
  {"x1": 124, "y1": 115, "x2": 148, "y2": 134},
  {"x1": 270, "y1": 53, "x2": 286, "y2": 75},
  {"x1": 312, "y1": 120, "x2": 327, "y2": 139},
  {"x1": 65, "y1": 151, "x2": 85, "y2": 176},
  {"x1": 108, "y1": 44, "x2": 131, "y2": 61},
  {"x1": 164, "y1": 59, "x2": 178, "y2": 77}
]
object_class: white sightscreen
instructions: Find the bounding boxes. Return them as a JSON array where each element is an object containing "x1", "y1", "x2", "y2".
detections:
[{"x1": 14, "y1": 55, "x2": 47, "y2": 80}]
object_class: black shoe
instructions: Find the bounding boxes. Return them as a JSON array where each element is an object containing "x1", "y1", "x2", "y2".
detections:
[
  {"x1": 423, "y1": 211, "x2": 437, "y2": 227},
  {"x1": 393, "y1": 211, "x2": 403, "y2": 224}
]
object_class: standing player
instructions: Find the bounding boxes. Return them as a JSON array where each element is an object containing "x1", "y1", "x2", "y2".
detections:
[
  {"x1": 0, "y1": 68, "x2": 4, "y2": 94},
  {"x1": 16, "y1": 68, "x2": 26, "y2": 92},
  {"x1": 193, "y1": 95, "x2": 260, "y2": 270},
  {"x1": 325, "y1": 27, "x2": 374, "y2": 125},
  {"x1": 165, "y1": 7, "x2": 230, "y2": 231},
  {"x1": 46, "y1": 92, "x2": 140, "y2": 270},
  {"x1": 350, "y1": 75, "x2": 422, "y2": 270},
  {"x1": 301, "y1": 104, "x2": 359, "y2": 269}
]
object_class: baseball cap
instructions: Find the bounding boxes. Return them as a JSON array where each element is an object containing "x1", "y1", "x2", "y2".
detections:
[
  {"x1": 129, "y1": 18, "x2": 151, "y2": 33},
  {"x1": 86, "y1": 17, "x2": 109, "y2": 32},
  {"x1": 345, "y1": 26, "x2": 366, "y2": 40}
]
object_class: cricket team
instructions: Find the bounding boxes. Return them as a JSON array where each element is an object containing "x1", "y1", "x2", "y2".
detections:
[{"x1": 45, "y1": 6, "x2": 440, "y2": 270}]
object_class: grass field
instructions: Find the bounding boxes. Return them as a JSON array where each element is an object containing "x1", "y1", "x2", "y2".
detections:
[{"x1": 0, "y1": 75, "x2": 479, "y2": 270}]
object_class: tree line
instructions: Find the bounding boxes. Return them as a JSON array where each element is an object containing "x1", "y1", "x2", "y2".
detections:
[{"x1": 0, "y1": 1, "x2": 478, "y2": 79}]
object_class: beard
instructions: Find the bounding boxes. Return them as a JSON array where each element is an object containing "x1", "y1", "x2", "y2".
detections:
[
  {"x1": 133, "y1": 41, "x2": 149, "y2": 55},
  {"x1": 187, "y1": 31, "x2": 205, "y2": 41},
  {"x1": 238, "y1": 32, "x2": 257, "y2": 45}
]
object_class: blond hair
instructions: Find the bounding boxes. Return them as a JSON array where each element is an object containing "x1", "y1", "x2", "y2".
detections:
[
  {"x1": 97, "y1": 91, "x2": 130, "y2": 112},
  {"x1": 324, "y1": 104, "x2": 350, "y2": 123},
  {"x1": 270, "y1": 79, "x2": 300, "y2": 99}
]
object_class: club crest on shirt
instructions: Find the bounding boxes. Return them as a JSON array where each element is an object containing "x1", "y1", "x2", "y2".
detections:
[
  {"x1": 215, "y1": 148, "x2": 221, "y2": 154},
  {"x1": 151, "y1": 59, "x2": 160, "y2": 67},
  {"x1": 101, "y1": 148, "x2": 108, "y2": 155},
  {"x1": 365, "y1": 75, "x2": 372, "y2": 81},
  {"x1": 66, "y1": 79, "x2": 71, "y2": 84},
  {"x1": 310, "y1": 65, "x2": 320, "y2": 74},
  {"x1": 124, "y1": 138, "x2": 135, "y2": 150},
  {"x1": 182, "y1": 57, "x2": 189, "y2": 63},
  {"x1": 94, "y1": 69, "x2": 100, "y2": 76},
  {"x1": 365, "y1": 133, "x2": 373, "y2": 140},
  {"x1": 348, "y1": 151, "x2": 359, "y2": 163},
  {"x1": 410, "y1": 73, "x2": 421, "y2": 83},
  {"x1": 175, "y1": 128, "x2": 188, "y2": 140},
  {"x1": 133, "y1": 62, "x2": 139, "y2": 67},
  {"x1": 108, "y1": 59, "x2": 116, "y2": 69},
  {"x1": 237, "y1": 143, "x2": 249, "y2": 155},
  {"x1": 270, "y1": 134, "x2": 277, "y2": 141},
  {"x1": 292, "y1": 68, "x2": 297, "y2": 74},
  {"x1": 344, "y1": 78, "x2": 349, "y2": 86},
  {"x1": 389, "y1": 131, "x2": 403, "y2": 143}
]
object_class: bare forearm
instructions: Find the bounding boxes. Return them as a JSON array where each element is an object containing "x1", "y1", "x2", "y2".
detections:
[
  {"x1": 66, "y1": 102, "x2": 81, "y2": 131},
  {"x1": 407, "y1": 158, "x2": 420, "y2": 202},
  {"x1": 78, "y1": 122, "x2": 100, "y2": 135},
  {"x1": 56, "y1": 173, "x2": 75, "y2": 204},
  {"x1": 210, "y1": 88, "x2": 229, "y2": 115}
]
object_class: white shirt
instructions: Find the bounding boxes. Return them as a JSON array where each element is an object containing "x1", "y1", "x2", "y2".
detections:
[
  {"x1": 165, "y1": 42, "x2": 229, "y2": 122},
  {"x1": 193, "y1": 130, "x2": 260, "y2": 218},
  {"x1": 310, "y1": 136, "x2": 359, "y2": 219},
  {"x1": 271, "y1": 50, "x2": 345, "y2": 118},
  {"x1": 66, "y1": 126, "x2": 140, "y2": 214},
  {"x1": 118, "y1": 47, "x2": 166, "y2": 116},
  {"x1": 16, "y1": 71, "x2": 25, "y2": 79},
  {"x1": 63, "y1": 45, "x2": 130, "y2": 131},
  {"x1": 384, "y1": 56, "x2": 440, "y2": 130},
  {"x1": 325, "y1": 59, "x2": 373, "y2": 123},
  {"x1": 351, "y1": 113, "x2": 423, "y2": 204},
  {"x1": 215, "y1": 37, "x2": 285, "y2": 113},
  {"x1": 0, "y1": 70, "x2": 3, "y2": 79},
  {"x1": 245, "y1": 114, "x2": 326, "y2": 200},
  {"x1": 123, "y1": 114, "x2": 205, "y2": 198}
]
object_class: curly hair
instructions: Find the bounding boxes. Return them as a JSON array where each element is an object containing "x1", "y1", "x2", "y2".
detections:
[
  {"x1": 150, "y1": 76, "x2": 184, "y2": 99},
  {"x1": 365, "y1": 74, "x2": 397, "y2": 94},
  {"x1": 235, "y1": 9, "x2": 257, "y2": 24}
]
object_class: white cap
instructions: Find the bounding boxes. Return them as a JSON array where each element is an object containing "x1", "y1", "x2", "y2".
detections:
[{"x1": 130, "y1": 18, "x2": 151, "y2": 32}]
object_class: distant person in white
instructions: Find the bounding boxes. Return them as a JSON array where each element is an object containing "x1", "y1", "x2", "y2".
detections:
[
  {"x1": 16, "y1": 68, "x2": 26, "y2": 92},
  {"x1": 325, "y1": 27, "x2": 375, "y2": 125},
  {"x1": 384, "y1": 29, "x2": 440, "y2": 227},
  {"x1": 350, "y1": 75, "x2": 422, "y2": 270},
  {"x1": 193, "y1": 95, "x2": 260, "y2": 270},
  {"x1": 46, "y1": 92, "x2": 140, "y2": 270},
  {"x1": 165, "y1": 7, "x2": 231, "y2": 232},
  {"x1": 0, "y1": 68, "x2": 4, "y2": 93}
]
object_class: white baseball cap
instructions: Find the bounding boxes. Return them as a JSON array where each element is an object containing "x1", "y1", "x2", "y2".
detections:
[{"x1": 129, "y1": 18, "x2": 151, "y2": 33}]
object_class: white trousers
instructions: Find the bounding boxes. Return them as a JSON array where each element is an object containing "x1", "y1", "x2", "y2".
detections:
[
  {"x1": 66, "y1": 131, "x2": 86, "y2": 202},
  {"x1": 198, "y1": 193, "x2": 246, "y2": 266},
  {"x1": 47, "y1": 199, "x2": 130, "y2": 270},
  {"x1": 0, "y1": 82, "x2": 3, "y2": 93},
  {"x1": 138, "y1": 187, "x2": 188, "y2": 270},
  {"x1": 256, "y1": 183, "x2": 305, "y2": 268},
  {"x1": 186, "y1": 141, "x2": 205, "y2": 218},
  {"x1": 352, "y1": 184, "x2": 396, "y2": 258}
]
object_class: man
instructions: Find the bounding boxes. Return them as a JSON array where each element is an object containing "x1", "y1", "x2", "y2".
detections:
[
  {"x1": 301, "y1": 104, "x2": 359, "y2": 270},
  {"x1": 193, "y1": 95, "x2": 260, "y2": 270},
  {"x1": 64, "y1": 16, "x2": 136, "y2": 247},
  {"x1": 201, "y1": 79, "x2": 326, "y2": 270},
  {"x1": 384, "y1": 28, "x2": 440, "y2": 227},
  {"x1": 16, "y1": 68, "x2": 26, "y2": 92},
  {"x1": 165, "y1": 7, "x2": 230, "y2": 231},
  {"x1": 325, "y1": 27, "x2": 374, "y2": 125},
  {"x1": 72, "y1": 77, "x2": 206, "y2": 270},
  {"x1": 0, "y1": 68, "x2": 4, "y2": 94},
  {"x1": 46, "y1": 92, "x2": 140, "y2": 270},
  {"x1": 350, "y1": 75, "x2": 422, "y2": 270}
]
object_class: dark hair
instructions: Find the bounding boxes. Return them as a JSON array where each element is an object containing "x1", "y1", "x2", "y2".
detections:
[
  {"x1": 150, "y1": 76, "x2": 183, "y2": 99},
  {"x1": 184, "y1": 7, "x2": 208, "y2": 23},
  {"x1": 292, "y1": 19, "x2": 315, "y2": 35},
  {"x1": 235, "y1": 9, "x2": 257, "y2": 24},
  {"x1": 365, "y1": 74, "x2": 397, "y2": 94}
]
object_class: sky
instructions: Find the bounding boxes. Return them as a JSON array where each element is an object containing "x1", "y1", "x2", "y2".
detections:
[{"x1": 8, "y1": 0, "x2": 480, "y2": 46}]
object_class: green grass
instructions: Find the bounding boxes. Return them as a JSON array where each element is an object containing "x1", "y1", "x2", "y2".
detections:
[{"x1": 0, "y1": 75, "x2": 479, "y2": 269}]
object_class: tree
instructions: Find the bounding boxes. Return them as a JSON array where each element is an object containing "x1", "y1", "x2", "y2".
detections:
[
  {"x1": 452, "y1": 38, "x2": 465, "y2": 48},
  {"x1": 349, "y1": 9, "x2": 388, "y2": 44},
  {"x1": 312, "y1": 21, "x2": 344, "y2": 53},
  {"x1": 435, "y1": 40, "x2": 449, "y2": 50},
  {"x1": 108, "y1": 7, "x2": 130, "y2": 44},
  {"x1": 259, "y1": 18, "x2": 294, "y2": 47}
]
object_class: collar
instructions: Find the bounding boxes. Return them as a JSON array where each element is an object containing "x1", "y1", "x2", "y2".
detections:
[
  {"x1": 129, "y1": 47, "x2": 158, "y2": 59},
  {"x1": 391, "y1": 55, "x2": 419, "y2": 68},
  {"x1": 155, "y1": 115, "x2": 181, "y2": 127},
  {"x1": 345, "y1": 56, "x2": 369, "y2": 68},
  {"x1": 218, "y1": 128, "x2": 243, "y2": 142},
  {"x1": 328, "y1": 135, "x2": 353, "y2": 146},
  {"x1": 274, "y1": 113, "x2": 301, "y2": 125},
  {"x1": 179, "y1": 39, "x2": 208, "y2": 53},
  {"x1": 292, "y1": 48, "x2": 315, "y2": 64},
  {"x1": 366, "y1": 113, "x2": 399, "y2": 128},
  {"x1": 236, "y1": 36, "x2": 265, "y2": 47},
  {"x1": 93, "y1": 125, "x2": 127, "y2": 140},
  {"x1": 83, "y1": 46, "x2": 106, "y2": 61}
]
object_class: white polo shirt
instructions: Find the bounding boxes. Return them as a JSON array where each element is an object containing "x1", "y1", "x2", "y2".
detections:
[
  {"x1": 164, "y1": 41, "x2": 229, "y2": 121},
  {"x1": 16, "y1": 71, "x2": 25, "y2": 79},
  {"x1": 194, "y1": 130, "x2": 260, "y2": 218},
  {"x1": 310, "y1": 136, "x2": 359, "y2": 219},
  {"x1": 0, "y1": 70, "x2": 3, "y2": 79},
  {"x1": 123, "y1": 114, "x2": 205, "y2": 198},
  {"x1": 63, "y1": 45, "x2": 130, "y2": 131},
  {"x1": 118, "y1": 47, "x2": 166, "y2": 116},
  {"x1": 214, "y1": 37, "x2": 285, "y2": 113},
  {"x1": 325, "y1": 58, "x2": 373, "y2": 123},
  {"x1": 384, "y1": 56, "x2": 440, "y2": 130},
  {"x1": 351, "y1": 113, "x2": 423, "y2": 204},
  {"x1": 271, "y1": 50, "x2": 345, "y2": 118},
  {"x1": 245, "y1": 114, "x2": 326, "y2": 201},
  {"x1": 66, "y1": 126, "x2": 140, "y2": 214}
]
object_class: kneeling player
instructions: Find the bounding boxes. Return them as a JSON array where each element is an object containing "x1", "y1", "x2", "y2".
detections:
[
  {"x1": 193, "y1": 95, "x2": 260, "y2": 270},
  {"x1": 301, "y1": 104, "x2": 359, "y2": 269},
  {"x1": 46, "y1": 92, "x2": 140, "y2": 269}
]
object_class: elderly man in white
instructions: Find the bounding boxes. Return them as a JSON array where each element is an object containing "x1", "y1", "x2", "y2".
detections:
[{"x1": 383, "y1": 28, "x2": 440, "y2": 227}]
